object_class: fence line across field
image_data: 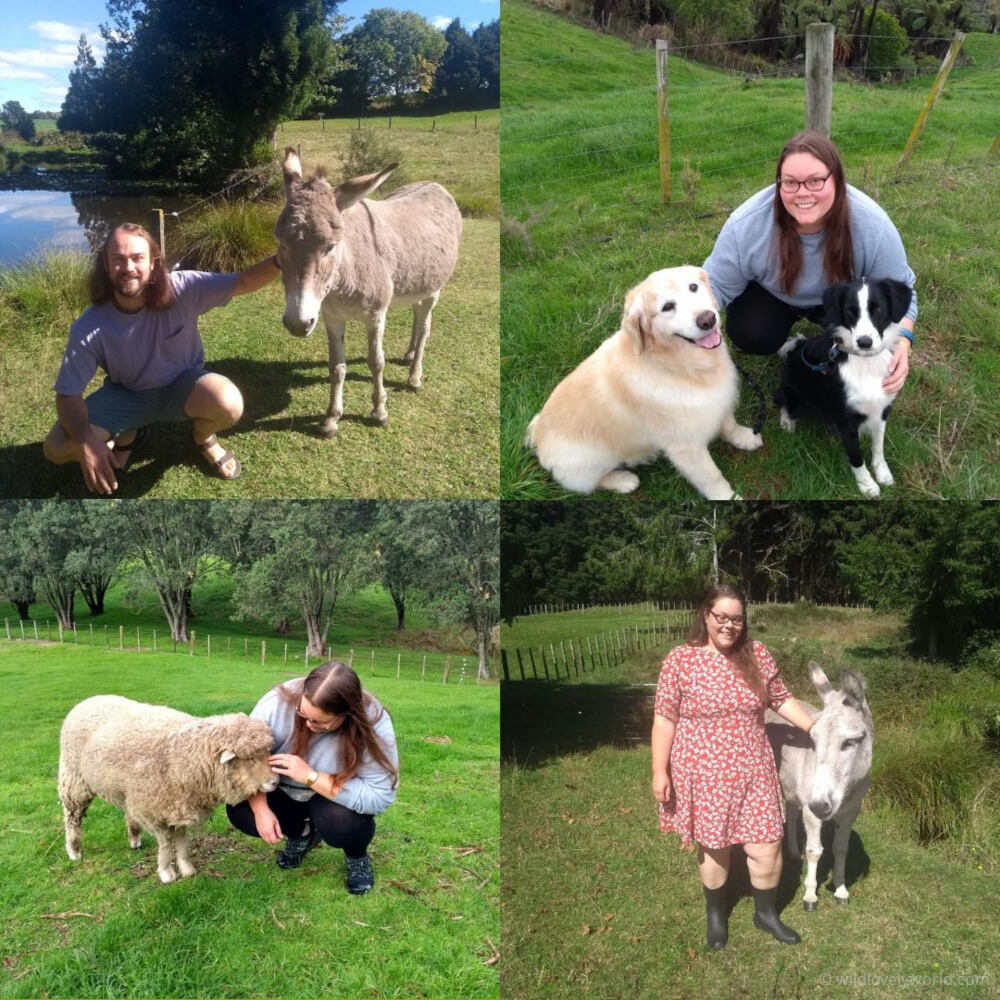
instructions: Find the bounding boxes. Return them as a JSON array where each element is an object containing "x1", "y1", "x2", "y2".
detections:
[
  {"x1": 517, "y1": 598, "x2": 872, "y2": 615},
  {"x1": 1, "y1": 618, "x2": 488, "y2": 685}
]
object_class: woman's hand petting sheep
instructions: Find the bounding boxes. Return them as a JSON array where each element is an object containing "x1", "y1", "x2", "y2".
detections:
[
  {"x1": 269, "y1": 753, "x2": 312, "y2": 784},
  {"x1": 252, "y1": 806, "x2": 284, "y2": 844}
]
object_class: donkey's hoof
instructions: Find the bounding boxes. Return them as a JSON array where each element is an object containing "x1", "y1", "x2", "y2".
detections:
[
  {"x1": 373, "y1": 414, "x2": 389, "y2": 427},
  {"x1": 407, "y1": 376, "x2": 422, "y2": 391},
  {"x1": 319, "y1": 421, "x2": 340, "y2": 439},
  {"x1": 803, "y1": 900, "x2": 817, "y2": 912}
]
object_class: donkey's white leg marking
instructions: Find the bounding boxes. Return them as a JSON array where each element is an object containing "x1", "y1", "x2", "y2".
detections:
[
  {"x1": 322, "y1": 317, "x2": 347, "y2": 438},
  {"x1": 366, "y1": 311, "x2": 389, "y2": 426},
  {"x1": 406, "y1": 291, "x2": 439, "y2": 389},
  {"x1": 801, "y1": 807, "x2": 823, "y2": 908}
]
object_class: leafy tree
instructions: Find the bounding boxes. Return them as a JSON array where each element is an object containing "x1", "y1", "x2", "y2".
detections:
[
  {"x1": 61, "y1": 0, "x2": 339, "y2": 183},
  {"x1": 1, "y1": 101, "x2": 35, "y2": 141},
  {"x1": 864, "y1": 7, "x2": 909, "y2": 76},
  {"x1": 369, "y1": 505, "x2": 429, "y2": 631},
  {"x1": 336, "y1": 9, "x2": 446, "y2": 103},
  {"x1": 0, "y1": 502, "x2": 35, "y2": 620},
  {"x1": 435, "y1": 20, "x2": 480, "y2": 99},
  {"x1": 73, "y1": 502, "x2": 128, "y2": 616},
  {"x1": 472, "y1": 20, "x2": 500, "y2": 99},
  {"x1": 230, "y1": 502, "x2": 375, "y2": 657},
  {"x1": 58, "y1": 36, "x2": 103, "y2": 133}
]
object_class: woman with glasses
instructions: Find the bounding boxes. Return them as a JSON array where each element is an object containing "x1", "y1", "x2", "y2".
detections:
[
  {"x1": 226, "y1": 660, "x2": 398, "y2": 894},
  {"x1": 703, "y1": 131, "x2": 917, "y2": 395},
  {"x1": 651, "y1": 585, "x2": 814, "y2": 950}
]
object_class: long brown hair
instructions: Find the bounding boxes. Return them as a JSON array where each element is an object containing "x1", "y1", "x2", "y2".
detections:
[
  {"x1": 277, "y1": 661, "x2": 399, "y2": 788},
  {"x1": 686, "y1": 584, "x2": 767, "y2": 702},
  {"x1": 772, "y1": 132, "x2": 854, "y2": 295},
  {"x1": 89, "y1": 223, "x2": 175, "y2": 310}
]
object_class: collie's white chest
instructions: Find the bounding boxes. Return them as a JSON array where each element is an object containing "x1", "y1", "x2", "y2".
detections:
[{"x1": 841, "y1": 354, "x2": 895, "y2": 420}]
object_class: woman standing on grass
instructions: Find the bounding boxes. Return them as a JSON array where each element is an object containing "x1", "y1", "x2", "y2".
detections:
[
  {"x1": 227, "y1": 660, "x2": 399, "y2": 894},
  {"x1": 703, "y1": 131, "x2": 917, "y2": 395},
  {"x1": 651, "y1": 585, "x2": 814, "y2": 949}
]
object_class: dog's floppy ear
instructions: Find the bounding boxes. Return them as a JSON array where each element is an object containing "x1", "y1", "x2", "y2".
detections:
[
  {"x1": 881, "y1": 279, "x2": 912, "y2": 324},
  {"x1": 698, "y1": 269, "x2": 720, "y2": 310},
  {"x1": 622, "y1": 286, "x2": 649, "y2": 353},
  {"x1": 821, "y1": 281, "x2": 851, "y2": 325}
]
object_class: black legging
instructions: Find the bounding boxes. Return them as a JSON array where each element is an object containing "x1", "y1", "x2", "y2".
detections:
[
  {"x1": 227, "y1": 788, "x2": 375, "y2": 859},
  {"x1": 725, "y1": 281, "x2": 825, "y2": 355}
]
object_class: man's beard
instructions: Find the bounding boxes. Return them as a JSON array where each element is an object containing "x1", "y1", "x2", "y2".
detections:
[{"x1": 115, "y1": 274, "x2": 148, "y2": 298}]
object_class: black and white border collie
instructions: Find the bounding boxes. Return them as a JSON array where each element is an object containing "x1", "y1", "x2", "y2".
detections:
[{"x1": 775, "y1": 277, "x2": 912, "y2": 497}]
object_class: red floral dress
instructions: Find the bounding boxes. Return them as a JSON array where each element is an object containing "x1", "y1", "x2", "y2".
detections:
[{"x1": 654, "y1": 640, "x2": 792, "y2": 849}]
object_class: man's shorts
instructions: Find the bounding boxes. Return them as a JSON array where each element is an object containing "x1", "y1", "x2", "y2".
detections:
[{"x1": 83, "y1": 369, "x2": 208, "y2": 438}]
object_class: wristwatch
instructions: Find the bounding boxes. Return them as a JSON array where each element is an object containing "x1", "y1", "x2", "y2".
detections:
[{"x1": 304, "y1": 769, "x2": 320, "y2": 788}]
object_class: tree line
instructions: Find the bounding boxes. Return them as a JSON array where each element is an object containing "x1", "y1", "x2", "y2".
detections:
[
  {"x1": 0, "y1": 500, "x2": 499, "y2": 678},
  {"x1": 501, "y1": 501, "x2": 1000, "y2": 668},
  {"x1": 55, "y1": 0, "x2": 498, "y2": 184}
]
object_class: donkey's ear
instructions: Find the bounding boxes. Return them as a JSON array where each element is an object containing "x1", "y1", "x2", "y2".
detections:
[
  {"x1": 283, "y1": 146, "x2": 303, "y2": 193},
  {"x1": 840, "y1": 669, "x2": 868, "y2": 707},
  {"x1": 808, "y1": 661, "x2": 835, "y2": 701},
  {"x1": 334, "y1": 163, "x2": 399, "y2": 212}
]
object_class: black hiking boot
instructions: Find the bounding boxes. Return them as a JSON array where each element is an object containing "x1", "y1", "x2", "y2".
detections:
[
  {"x1": 752, "y1": 886, "x2": 801, "y2": 944},
  {"x1": 703, "y1": 884, "x2": 729, "y2": 950},
  {"x1": 276, "y1": 824, "x2": 322, "y2": 869},
  {"x1": 345, "y1": 853, "x2": 374, "y2": 894}
]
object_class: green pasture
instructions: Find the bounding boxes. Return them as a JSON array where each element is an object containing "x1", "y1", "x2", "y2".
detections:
[
  {"x1": 0, "y1": 642, "x2": 499, "y2": 998},
  {"x1": 500, "y1": 604, "x2": 1000, "y2": 998},
  {"x1": 0, "y1": 113, "x2": 499, "y2": 499},
  {"x1": 500, "y1": 0, "x2": 1000, "y2": 499}
]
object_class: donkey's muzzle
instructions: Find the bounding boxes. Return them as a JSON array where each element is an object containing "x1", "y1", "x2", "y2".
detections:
[{"x1": 282, "y1": 314, "x2": 318, "y2": 338}]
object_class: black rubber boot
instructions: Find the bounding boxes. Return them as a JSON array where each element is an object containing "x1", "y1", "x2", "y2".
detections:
[
  {"x1": 702, "y1": 885, "x2": 729, "y2": 950},
  {"x1": 276, "y1": 824, "x2": 322, "y2": 869},
  {"x1": 752, "y1": 886, "x2": 801, "y2": 944}
]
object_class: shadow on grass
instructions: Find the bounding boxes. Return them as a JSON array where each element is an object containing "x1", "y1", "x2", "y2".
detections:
[
  {"x1": 0, "y1": 352, "x2": 422, "y2": 498},
  {"x1": 501, "y1": 680, "x2": 654, "y2": 766}
]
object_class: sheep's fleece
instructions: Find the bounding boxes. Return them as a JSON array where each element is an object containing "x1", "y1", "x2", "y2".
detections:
[{"x1": 59, "y1": 695, "x2": 277, "y2": 883}]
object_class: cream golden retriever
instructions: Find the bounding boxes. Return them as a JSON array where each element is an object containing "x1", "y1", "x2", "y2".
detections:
[{"x1": 525, "y1": 266, "x2": 762, "y2": 499}]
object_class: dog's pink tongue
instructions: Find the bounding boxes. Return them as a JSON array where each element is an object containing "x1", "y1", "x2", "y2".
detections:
[{"x1": 696, "y1": 328, "x2": 722, "y2": 349}]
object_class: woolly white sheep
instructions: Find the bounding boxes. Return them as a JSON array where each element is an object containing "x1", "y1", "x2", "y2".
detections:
[{"x1": 58, "y1": 695, "x2": 278, "y2": 884}]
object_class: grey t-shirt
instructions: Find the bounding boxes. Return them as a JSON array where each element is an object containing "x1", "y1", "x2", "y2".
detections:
[
  {"x1": 703, "y1": 184, "x2": 918, "y2": 322},
  {"x1": 54, "y1": 270, "x2": 237, "y2": 395},
  {"x1": 251, "y1": 682, "x2": 399, "y2": 815}
]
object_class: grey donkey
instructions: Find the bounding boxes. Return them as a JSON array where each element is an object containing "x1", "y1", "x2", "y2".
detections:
[
  {"x1": 765, "y1": 662, "x2": 873, "y2": 910},
  {"x1": 275, "y1": 147, "x2": 462, "y2": 436}
]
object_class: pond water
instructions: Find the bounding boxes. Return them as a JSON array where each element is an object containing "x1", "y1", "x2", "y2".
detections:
[{"x1": 0, "y1": 174, "x2": 194, "y2": 268}]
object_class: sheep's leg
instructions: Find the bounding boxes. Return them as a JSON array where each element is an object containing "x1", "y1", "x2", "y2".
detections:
[
  {"x1": 125, "y1": 813, "x2": 142, "y2": 850},
  {"x1": 154, "y1": 829, "x2": 178, "y2": 884},
  {"x1": 171, "y1": 829, "x2": 196, "y2": 879},
  {"x1": 321, "y1": 317, "x2": 347, "y2": 438},
  {"x1": 801, "y1": 805, "x2": 823, "y2": 911},
  {"x1": 406, "y1": 291, "x2": 439, "y2": 389},
  {"x1": 366, "y1": 311, "x2": 389, "y2": 426},
  {"x1": 59, "y1": 771, "x2": 94, "y2": 860}
]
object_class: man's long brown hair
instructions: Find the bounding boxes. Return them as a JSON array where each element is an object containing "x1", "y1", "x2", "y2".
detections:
[
  {"x1": 772, "y1": 132, "x2": 854, "y2": 295},
  {"x1": 89, "y1": 223, "x2": 175, "y2": 310},
  {"x1": 277, "y1": 661, "x2": 399, "y2": 788},
  {"x1": 686, "y1": 584, "x2": 767, "y2": 702}
]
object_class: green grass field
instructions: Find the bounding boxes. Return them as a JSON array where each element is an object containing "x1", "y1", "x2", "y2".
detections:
[
  {"x1": 0, "y1": 113, "x2": 499, "y2": 499},
  {"x1": 0, "y1": 574, "x2": 499, "y2": 998},
  {"x1": 501, "y1": 1, "x2": 1000, "y2": 499},
  {"x1": 500, "y1": 604, "x2": 1000, "y2": 999}
]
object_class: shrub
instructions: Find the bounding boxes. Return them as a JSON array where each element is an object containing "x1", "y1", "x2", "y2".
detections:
[
  {"x1": 865, "y1": 8, "x2": 910, "y2": 79},
  {"x1": 171, "y1": 201, "x2": 279, "y2": 272},
  {"x1": 339, "y1": 128, "x2": 409, "y2": 194}
]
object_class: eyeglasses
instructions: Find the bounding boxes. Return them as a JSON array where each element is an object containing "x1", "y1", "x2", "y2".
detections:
[
  {"x1": 779, "y1": 174, "x2": 831, "y2": 194},
  {"x1": 707, "y1": 610, "x2": 745, "y2": 627},
  {"x1": 295, "y1": 702, "x2": 340, "y2": 731}
]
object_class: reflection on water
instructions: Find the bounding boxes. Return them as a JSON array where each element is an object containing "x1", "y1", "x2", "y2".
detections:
[{"x1": 0, "y1": 187, "x2": 193, "y2": 268}]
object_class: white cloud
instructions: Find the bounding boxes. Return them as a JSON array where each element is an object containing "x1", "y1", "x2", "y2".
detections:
[
  {"x1": 0, "y1": 62, "x2": 49, "y2": 80},
  {"x1": 433, "y1": 16, "x2": 452, "y2": 29},
  {"x1": 0, "y1": 47, "x2": 77, "y2": 69},
  {"x1": 31, "y1": 21, "x2": 85, "y2": 44}
]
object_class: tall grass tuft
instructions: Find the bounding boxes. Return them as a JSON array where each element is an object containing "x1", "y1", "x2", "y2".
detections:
[
  {"x1": 172, "y1": 200, "x2": 279, "y2": 272},
  {"x1": 0, "y1": 250, "x2": 90, "y2": 323}
]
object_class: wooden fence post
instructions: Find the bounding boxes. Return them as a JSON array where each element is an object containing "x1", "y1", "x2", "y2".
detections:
[
  {"x1": 422, "y1": 654, "x2": 427, "y2": 681},
  {"x1": 136, "y1": 627, "x2": 141, "y2": 652},
  {"x1": 443, "y1": 656, "x2": 451, "y2": 684},
  {"x1": 119, "y1": 625, "x2": 123, "y2": 650},
  {"x1": 397, "y1": 653, "x2": 401, "y2": 679},
  {"x1": 190, "y1": 630, "x2": 196, "y2": 656},
  {"x1": 261, "y1": 641, "x2": 266, "y2": 666},
  {"x1": 897, "y1": 32, "x2": 966, "y2": 174},
  {"x1": 805, "y1": 23, "x2": 834, "y2": 136},
  {"x1": 656, "y1": 39, "x2": 670, "y2": 202}
]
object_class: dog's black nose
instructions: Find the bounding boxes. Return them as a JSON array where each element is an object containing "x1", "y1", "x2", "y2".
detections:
[
  {"x1": 857, "y1": 336, "x2": 873, "y2": 350},
  {"x1": 696, "y1": 310, "x2": 716, "y2": 331}
]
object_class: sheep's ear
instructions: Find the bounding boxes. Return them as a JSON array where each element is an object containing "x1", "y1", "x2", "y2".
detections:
[{"x1": 219, "y1": 750, "x2": 236, "y2": 764}]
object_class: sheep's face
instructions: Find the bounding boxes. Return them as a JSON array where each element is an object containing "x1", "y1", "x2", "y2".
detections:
[
  {"x1": 213, "y1": 716, "x2": 278, "y2": 804},
  {"x1": 218, "y1": 752, "x2": 278, "y2": 804}
]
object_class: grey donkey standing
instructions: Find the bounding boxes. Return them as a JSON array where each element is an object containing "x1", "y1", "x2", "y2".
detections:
[
  {"x1": 765, "y1": 662, "x2": 873, "y2": 910},
  {"x1": 275, "y1": 147, "x2": 462, "y2": 436}
]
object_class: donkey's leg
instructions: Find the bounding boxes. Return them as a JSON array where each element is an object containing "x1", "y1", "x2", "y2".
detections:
[
  {"x1": 406, "y1": 291, "x2": 439, "y2": 389},
  {"x1": 785, "y1": 799, "x2": 802, "y2": 862},
  {"x1": 366, "y1": 311, "x2": 389, "y2": 426},
  {"x1": 800, "y1": 806, "x2": 823, "y2": 910},
  {"x1": 322, "y1": 317, "x2": 347, "y2": 438}
]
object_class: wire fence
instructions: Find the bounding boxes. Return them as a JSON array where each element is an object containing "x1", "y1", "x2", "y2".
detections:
[{"x1": 1, "y1": 617, "x2": 493, "y2": 685}]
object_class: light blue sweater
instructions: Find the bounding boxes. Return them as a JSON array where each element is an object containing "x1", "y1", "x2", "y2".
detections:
[
  {"x1": 251, "y1": 683, "x2": 398, "y2": 815},
  {"x1": 703, "y1": 184, "x2": 918, "y2": 323}
]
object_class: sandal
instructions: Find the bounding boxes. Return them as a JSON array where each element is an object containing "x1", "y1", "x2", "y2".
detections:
[
  {"x1": 110, "y1": 426, "x2": 148, "y2": 473},
  {"x1": 196, "y1": 434, "x2": 242, "y2": 481}
]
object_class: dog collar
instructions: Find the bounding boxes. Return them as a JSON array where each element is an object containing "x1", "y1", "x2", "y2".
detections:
[{"x1": 800, "y1": 343, "x2": 841, "y2": 374}]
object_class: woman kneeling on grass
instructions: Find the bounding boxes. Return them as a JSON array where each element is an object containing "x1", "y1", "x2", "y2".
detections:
[
  {"x1": 651, "y1": 585, "x2": 814, "y2": 949},
  {"x1": 227, "y1": 661, "x2": 398, "y2": 894}
]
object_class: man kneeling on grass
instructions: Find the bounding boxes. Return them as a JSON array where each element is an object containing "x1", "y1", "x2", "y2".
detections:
[{"x1": 43, "y1": 222, "x2": 282, "y2": 493}]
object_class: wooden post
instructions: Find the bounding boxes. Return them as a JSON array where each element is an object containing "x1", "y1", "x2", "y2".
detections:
[
  {"x1": 3, "y1": 619, "x2": 9, "y2": 640},
  {"x1": 119, "y1": 625, "x2": 123, "y2": 650},
  {"x1": 152, "y1": 208, "x2": 165, "y2": 256},
  {"x1": 422, "y1": 654, "x2": 427, "y2": 681},
  {"x1": 154, "y1": 629, "x2": 157, "y2": 653},
  {"x1": 207, "y1": 634, "x2": 211, "y2": 659},
  {"x1": 244, "y1": 638, "x2": 249, "y2": 662},
  {"x1": 284, "y1": 643, "x2": 288, "y2": 666},
  {"x1": 348, "y1": 649, "x2": 354, "y2": 668},
  {"x1": 898, "y1": 32, "x2": 966, "y2": 173},
  {"x1": 35, "y1": 620, "x2": 40, "y2": 640},
  {"x1": 190, "y1": 630, "x2": 196, "y2": 656},
  {"x1": 443, "y1": 655, "x2": 451, "y2": 684},
  {"x1": 397, "y1": 652, "x2": 401, "y2": 679},
  {"x1": 261, "y1": 640, "x2": 266, "y2": 666},
  {"x1": 656, "y1": 39, "x2": 670, "y2": 202},
  {"x1": 371, "y1": 647, "x2": 376, "y2": 676},
  {"x1": 805, "y1": 23, "x2": 834, "y2": 136},
  {"x1": 136, "y1": 627, "x2": 141, "y2": 652}
]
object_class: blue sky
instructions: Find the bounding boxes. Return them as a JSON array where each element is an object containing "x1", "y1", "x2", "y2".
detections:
[{"x1": 0, "y1": 0, "x2": 499, "y2": 112}]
